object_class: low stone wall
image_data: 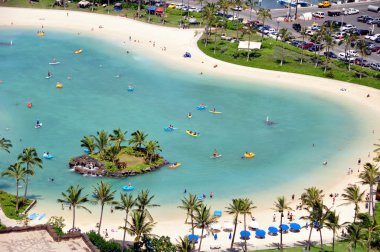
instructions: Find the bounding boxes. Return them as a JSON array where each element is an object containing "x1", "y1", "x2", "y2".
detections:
[{"x1": 0, "y1": 224, "x2": 100, "y2": 252}]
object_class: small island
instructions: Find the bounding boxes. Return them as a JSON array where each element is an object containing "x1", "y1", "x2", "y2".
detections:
[{"x1": 69, "y1": 129, "x2": 168, "y2": 177}]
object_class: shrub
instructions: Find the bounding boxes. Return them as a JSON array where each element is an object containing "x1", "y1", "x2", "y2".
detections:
[
  {"x1": 325, "y1": 71, "x2": 334, "y2": 78},
  {"x1": 47, "y1": 216, "x2": 66, "y2": 236},
  {"x1": 87, "y1": 231, "x2": 122, "y2": 252}
]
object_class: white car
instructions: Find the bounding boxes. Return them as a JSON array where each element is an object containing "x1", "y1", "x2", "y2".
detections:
[
  {"x1": 333, "y1": 31, "x2": 346, "y2": 39},
  {"x1": 338, "y1": 52, "x2": 355, "y2": 62},
  {"x1": 347, "y1": 50, "x2": 358, "y2": 57},
  {"x1": 312, "y1": 11, "x2": 325, "y2": 18},
  {"x1": 263, "y1": 28, "x2": 276, "y2": 34},
  {"x1": 368, "y1": 34, "x2": 380, "y2": 41},
  {"x1": 343, "y1": 8, "x2": 359, "y2": 15},
  {"x1": 231, "y1": 6, "x2": 243, "y2": 11},
  {"x1": 267, "y1": 32, "x2": 279, "y2": 39},
  {"x1": 340, "y1": 24, "x2": 356, "y2": 32}
]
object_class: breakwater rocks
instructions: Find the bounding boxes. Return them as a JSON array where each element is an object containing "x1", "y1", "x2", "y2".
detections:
[{"x1": 69, "y1": 155, "x2": 169, "y2": 178}]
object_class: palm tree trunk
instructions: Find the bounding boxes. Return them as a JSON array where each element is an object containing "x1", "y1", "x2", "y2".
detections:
[
  {"x1": 354, "y1": 205, "x2": 357, "y2": 223},
  {"x1": 16, "y1": 180, "x2": 19, "y2": 211},
  {"x1": 281, "y1": 44, "x2": 284, "y2": 66},
  {"x1": 198, "y1": 228, "x2": 204, "y2": 252},
  {"x1": 280, "y1": 214, "x2": 283, "y2": 250},
  {"x1": 319, "y1": 227, "x2": 323, "y2": 251},
  {"x1": 332, "y1": 230, "x2": 335, "y2": 252},
  {"x1": 214, "y1": 26, "x2": 217, "y2": 54},
  {"x1": 244, "y1": 213, "x2": 247, "y2": 252},
  {"x1": 231, "y1": 216, "x2": 238, "y2": 249},
  {"x1": 122, "y1": 211, "x2": 129, "y2": 252},
  {"x1": 72, "y1": 206, "x2": 76, "y2": 230},
  {"x1": 98, "y1": 204, "x2": 104, "y2": 234},
  {"x1": 191, "y1": 215, "x2": 195, "y2": 249},
  {"x1": 23, "y1": 166, "x2": 29, "y2": 202},
  {"x1": 247, "y1": 32, "x2": 251, "y2": 62},
  {"x1": 137, "y1": 0, "x2": 141, "y2": 18},
  {"x1": 370, "y1": 184, "x2": 374, "y2": 217},
  {"x1": 261, "y1": 20, "x2": 265, "y2": 42},
  {"x1": 307, "y1": 224, "x2": 313, "y2": 251},
  {"x1": 368, "y1": 230, "x2": 371, "y2": 252}
]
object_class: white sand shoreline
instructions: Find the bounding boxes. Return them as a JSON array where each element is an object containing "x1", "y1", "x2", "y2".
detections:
[{"x1": 1, "y1": 7, "x2": 380, "y2": 251}]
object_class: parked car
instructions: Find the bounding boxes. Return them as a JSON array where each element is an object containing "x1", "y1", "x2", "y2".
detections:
[
  {"x1": 354, "y1": 58, "x2": 370, "y2": 67},
  {"x1": 367, "y1": 18, "x2": 380, "y2": 25},
  {"x1": 375, "y1": 37, "x2": 380, "y2": 43},
  {"x1": 370, "y1": 63, "x2": 380, "y2": 71},
  {"x1": 324, "y1": 51, "x2": 337, "y2": 58},
  {"x1": 308, "y1": 44, "x2": 323, "y2": 52},
  {"x1": 300, "y1": 42, "x2": 315, "y2": 50},
  {"x1": 327, "y1": 10, "x2": 341, "y2": 16},
  {"x1": 267, "y1": 32, "x2": 279, "y2": 39},
  {"x1": 355, "y1": 29, "x2": 370, "y2": 36},
  {"x1": 231, "y1": 6, "x2": 243, "y2": 11},
  {"x1": 318, "y1": 1, "x2": 332, "y2": 8},
  {"x1": 305, "y1": 30, "x2": 316, "y2": 36},
  {"x1": 334, "y1": 31, "x2": 346, "y2": 39},
  {"x1": 324, "y1": 20, "x2": 346, "y2": 28},
  {"x1": 311, "y1": 25, "x2": 321, "y2": 31},
  {"x1": 292, "y1": 23, "x2": 301, "y2": 32},
  {"x1": 357, "y1": 15, "x2": 372, "y2": 23},
  {"x1": 290, "y1": 40, "x2": 303, "y2": 47},
  {"x1": 340, "y1": 24, "x2": 356, "y2": 32},
  {"x1": 347, "y1": 50, "x2": 358, "y2": 57},
  {"x1": 370, "y1": 46, "x2": 380, "y2": 52},
  {"x1": 263, "y1": 28, "x2": 276, "y2": 34},
  {"x1": 312, "y1": 12, "x2": 325, "y2": 18},
  {"x1": 343, "y1": 8, "x2": 359, "y2": 15},
  {"x1": 367, "y1": 34, "x2": 380, "y2": 41},
  {"x1": 338, "y1": 52, "x2": 355, "y2": 62}
]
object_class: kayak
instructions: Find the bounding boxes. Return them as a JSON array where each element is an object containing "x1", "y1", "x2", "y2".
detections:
[
  {"x1": 210, "y1": 154, "x2": 222, "y2": 159},
  {"x1": 243, "y1": 152, "x2": 255, "y2": 159},
  {"x1": 164, "y1": 127, "x2": 177, "y2": 132},
  {"x1": 49, "y1": 62, "x2": 60, "y2": 65},
  {"x1": 196, "y1": 105, "x2": 207, "y2": 110},
  {"x1": 186, "y1": 130, "x2": 199, "y2": 137},
  {"x1": 122, "y1": 185, "x2": 134, "y2": 191},
  {"x1": 74, "y1": 49, "x2": 83, "y2": 54},
  {"x1": 43, "y1": 154, "x2": 54, "y2": 160},
  {"x1": 209, "y1": 110, "x2": 222, "y2": 114},
  {"x1": 168, "y1": 163, "x2": 182, "y2": 168}
]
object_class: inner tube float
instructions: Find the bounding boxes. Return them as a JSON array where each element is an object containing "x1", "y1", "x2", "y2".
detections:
[
  {"x1": 74, "y1": 49, "x2": 83, "y2": 54},
  {"x1": 27, "y1": 102, "x2": 32, "y2": 108},
  {"x1": 122, "y1": 185, "x2": 134, "y2": 191},
  {"x1": 168, "y1": 163, "x2": 181, "y2": 169},
  {"x1": 186, "y1": 130, "x2": 198, "y2": 137},
  {"x1": 243, "y1": 152, "x2": 255, "y2": 159},
  {"x1": 187, "y1": 113, "x2": 192, "y2": 119},
  {"x1": 36, "y1": 32, "x2": 45, "y2": 37},
  {"x1": 56, "y1": 82, "x2": 63, "y2": 88},
  {"x1": 43, "y1": 153, "x2": 54, "y2": 160}
]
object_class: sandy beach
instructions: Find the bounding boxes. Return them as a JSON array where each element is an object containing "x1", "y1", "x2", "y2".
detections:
[{"x1": 1, "y1": 7, "x2": 380, "y2": 251}]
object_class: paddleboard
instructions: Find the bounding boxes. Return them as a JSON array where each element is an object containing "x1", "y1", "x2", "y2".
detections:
[
  {"x1": 35, "y1": 123, "x2": 43, "y2": 129},
  {"x1": 209, "y1": 110, "x2": 222, "y2": 114},
  {"x1": 210, "y1": 154, "x2": 222, "y2": 159},
  {"x1": 45, "y1": 76, "x2": 52, "y2": 79},
  {"x1": 49, "y1": 62, "x2": 60, "y2": 65}
]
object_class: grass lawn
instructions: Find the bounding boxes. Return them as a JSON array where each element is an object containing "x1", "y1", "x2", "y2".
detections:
[
  {"x1": 198, "y1": 34, "x2": 380, "y2": 89},
  {"x1": 0, "y1": 190, "x2": 33, "y2": 220},
  {"x1": 253, "y1": 241, "x2": 366, "y2": 252},
  {"x1": 375, "y1": 202, "x2": 380, "y2": 224}
]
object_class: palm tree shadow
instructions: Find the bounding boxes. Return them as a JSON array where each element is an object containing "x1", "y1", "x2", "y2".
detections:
[{"x1": 294, "y1": 240, "x2": 318, "y2": 248}]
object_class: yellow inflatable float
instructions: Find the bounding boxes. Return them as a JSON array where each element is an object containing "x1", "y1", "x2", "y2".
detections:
[
  {"x1": 168, "y1": 163, "x2": 181, "y2": 169},
  {"x1": 36, "y1": 31, "x2": 45, "y2": 36},
  {"x1": 56, "y1": 82, "x2": 63, "y2": 88},
  {"x1": 243, "y1": 152, "x2": 255, "y2": 159},
  {"x1": 74, "y1": 49, "x2": 83, "y2": 54}
]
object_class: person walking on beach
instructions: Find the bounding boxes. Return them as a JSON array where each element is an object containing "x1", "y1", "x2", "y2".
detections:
[
  {"x1": 273, "y1": 214, "x2": 276, "y2": 222},
  {"x1": 358, "y1": 158, "x2": 361, "y2": 165}
]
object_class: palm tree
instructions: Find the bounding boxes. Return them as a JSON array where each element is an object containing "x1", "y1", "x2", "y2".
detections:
[
  {"x1": 92, "y1": 181, "x2": 116, "y2": 234},
  {"x1": 323, "y1": 32, "x2": 334, "y2": 73},
  {"x1": 202, "y1": 3, "x2": 217, "y2": 46},
  {"x1": 342, "y1": 32, "x2": 357, "y2": 71},
  {"x1": 225, "y1": 198, "x2": 243, "y2": 249},
  {"x1": 217, "y1": 0, "x2": 230, "y2": 18},
  {"x1": 257, "y1": 8, "x2": 271, "y2": 42},
  {"x1": 325, "y1": 210, "x2": 343, "y2": 252},
  {"x1": 299, "y1": 27, "x2": 307, "y2": 64},
  {"x1": 127, "y1": 211, "x2": 156, "y2": 247},
  {"x1": 145, "y1": 140, "x2": 161, "y2": 163},
  {"x1": 278, "y1": 28, "x2": 291, "y2": 66},
  {"x1": 346, "y1": 223, "x2": 366, "y2": 251},
  {"x1": 356, "y1": 39, "x2": 367, "y2": 79},
  {"x1": 178, "y1": 193, "x2": 202, "y2": 249},
  {"x1": 241, "y1": 198, "x2": 256, "y2": 252},
  {"x1": 110, "y1": 128, "x2": 127, "y2": 150},
  {"x1": 57, "y1": 185, "x2": 91, "y2": 230},
  {"x1": 233, "y1": 0, "x2": 243, "y2": 41},
  {"x1": 80, "y1": 135, "x2": 96, "y2": 154},
  {"x1": 300, "y1": 187, "x2": 324, "y2": 251},
  {"x1": 341, "y1": 184, "x2": 365, "y2": 223},
  {"x1": 194, "y1": 204, "x2": 218, "y2": 252},
  {"x1": 272, "y1": 196, "x2": 292, "y2": 251},
  {"x1": 18, "y1": 147, "x2": 43, "y2": 202},
  {"x1": 115, "y1": 193, "x2": 136, "y2": 252},
  {"x1": 91, "y1": 130, "x2": 109, "y2": 156},
  {"x1": 1, "y1": 162, "x2": 27, "y2": 211},
  {"x1": 129, "y1": 130, "x2": 148, "y2": 150},
  {"x1": 136, "y1": 190, "x2": 160, "y2": 220},
  {"x1": 175, "y1": 235, "x2": 192, "y2": 252},
  {"x1": 359, "y1": 163, "x2": 379, "y2": 217},
  {"x1": 312, "y1": 201, "x2": 331, "y2": 252},
  {"x1": 311, "y1": 27, "x2": 325, "y2": 68},
  {"x1": 357, "y1": 213, "x2": 380, "y2": 252},
  {"x1": 0, "y1": 137, "x2": 12, "y2": 153},
  {"x1": 245, "y1": 0, "x2": 257, "y2": 62}
]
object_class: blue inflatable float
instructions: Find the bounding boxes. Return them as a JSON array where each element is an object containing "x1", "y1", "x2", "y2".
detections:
[
  {"x1": 43, "y1": 153, "x2": 54, "y2": 160},
  {"x1": 122, "y1": 185, "x2": 134, "y2": 191}
]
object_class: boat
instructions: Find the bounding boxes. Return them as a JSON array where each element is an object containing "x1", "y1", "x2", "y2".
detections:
[
  {"x1": 277, "y1": 0, "x2": 309, "y2": 7},
  {"x1": 36, "y1": 31, "x2": 45, "y2": 36},
  {"x1": 164, "y1": 127, "x2": 177, "y2": 132},
  {"x1": 209, "y1": 110, "x2": 222, "y2": 114},
  {"x1": 210, "y1": 154, "x2": 222, "y2": 159},
  {"x1": 35, "y1": 123, "x2": 43, "y2": 129},
  {"x1": 243, "y1": 152, "x2": 255, "y2": 159},
  {"x1": 186, "y1": 130, "x2": 199, "y2": 137},
  {"x1": 196, "y1": 105, "x2": 207, "y2": 110},
  {"x1": 122, "y1": 185, "x2": 135, "y2": 191},
  {"x1": 43, "y1": 153, "x2": 54, "y2": 160},
  {"x1": 168, "y1": 162, "x2": 182, "y2": 168},
  {"x1": 74, "y1": 49, "x2": 83, "y2": 54},
  {"x1": 127, "y1": 86, "x2": 134, "y2": 92},
  {"x1": 56, "y1": 82, "x2": 63, "y2": 88},
  {"x1": 49, "y1": 61, "x2": 60, "y2": 65}
]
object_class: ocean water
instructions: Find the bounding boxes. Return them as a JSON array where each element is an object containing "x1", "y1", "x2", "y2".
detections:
[{"x1": 0, "y1": 28, "x2": 359, "y2": 211}]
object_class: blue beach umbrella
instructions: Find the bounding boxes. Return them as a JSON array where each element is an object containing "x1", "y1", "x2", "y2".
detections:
[
  {"x1": 290, "y1": 223, "x2": 301, "y2": 232},
  {"x1": 188, "y1": 234, "x2": 199, "y2": 242},
  {"x1": 228, "y1": 232, "x2": 232, "y2": 239},
  {"x1": 240, "y1": 230, "x2": 251, "y2": 239},
  {"x1": 268, "y1": 226, "x2": 279, "y2": 235},
  {"x1": 255, "y1": 229, "x2": 266, "y2": 238},
  {"x1": 214, "y1": 210, "x2": 222, "y2": 217},
  {"x1": 214, "y1": 233, "x2": 218, "y2": 240},
  {"x1": 279, "y1": 224, "x2": 289, "y2": 232}
]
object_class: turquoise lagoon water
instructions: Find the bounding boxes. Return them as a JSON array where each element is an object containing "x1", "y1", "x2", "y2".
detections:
[{"x1": 0, "y1": 28, "x2": 360, "y2": 210}]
